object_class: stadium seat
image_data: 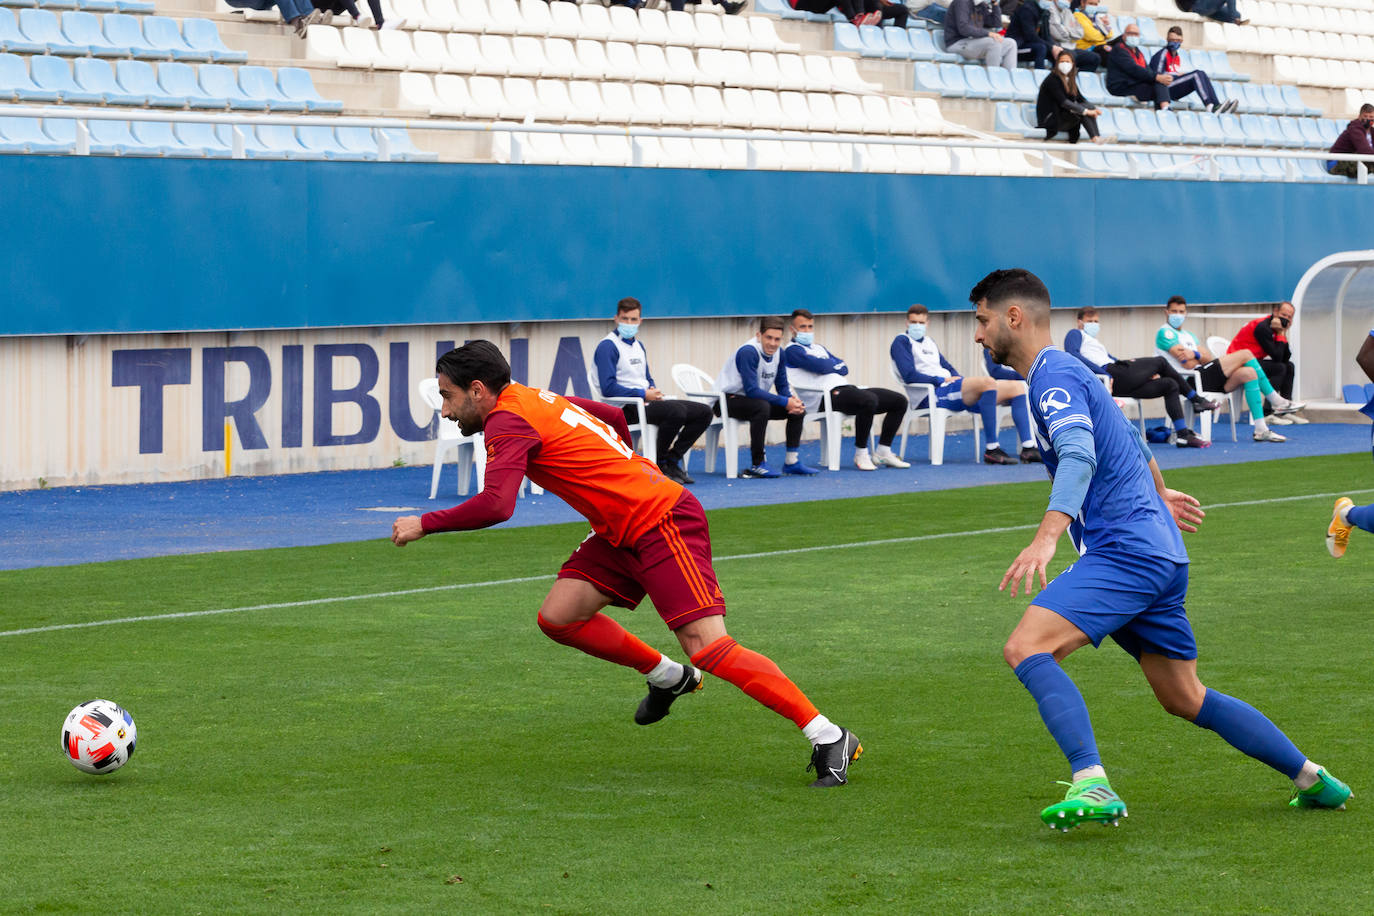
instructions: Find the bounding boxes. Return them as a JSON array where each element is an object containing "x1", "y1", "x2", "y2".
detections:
[
  {"x1": 1280, "y1": 84, "x2": 1319, "y2": 118},
  {"x1": 603, "y1": 40, "x2": 640, "y2": 82},
  {"x1": 0, "y1": 51, "x2": 60, "y2": 100},
  {"x1": 174, "y1": 120, "x2": 233, "y2": 156},
  {"x1": 888, "y1": 369, "x2": 961, "y2": 466},
  {"x1": 1174, "y1": 110, "x2": 1206, "y2": 145},
  {"x1": 832, "y1": 21, "x2": 864, "y2": 55},
  {"x1": 277, "y1": 67, "x2": 343, "y2": 112},
  {"x1": 994, "y1": 101, "x2": 1038, "y2": 138},
  {"x1": 130, "y1": 119, "x2": 206, "y2": 156},
  {"x1": 73, "y1": 57, "x2": 145, "y2": 104},
  {"x1": 295, "y1": 124, "x2": 364, "y2": 160},
  {"x1": 60, "y1": 10, "x2": 126, "y2": 56},
  {"x1": 661, "y1": 81, "x2": 698, "y2": 125},
  {"x1": 776, "y1": 53, "x2": 817, "y2": 91},
  {"x1": 19, "y1": 8, "x2": 85, "y2": 53},
  {"x1": 1156, "y1": 108, "x2": 1185, "y2": 143},
  {"x1": 631, "y1": 82, "x2": 670, "y2": 125},
  {"x1": 693, "y1": 84, "x2": 726, "y2": 127},
  {"x1": 198, "y1": 63, "x2": 269, "y2": 110},
  {"x1": 664, "y1": 44, "x2": 703, "y2": 84},
  {"x1": 157, "y1": 61, "x2": 227, "y2": 109},
  {"x1": 985, "y1": 65, "x2": 1014, "y2": 101},
  {"x1": 428, "y1": 72, "x2": 472, "y2": 116},
  {"x1": 829, "y1": 55, "x2": 876, "y2": 93},
  {"x1": 1216, "y1": 112, "x2": 1248, "y2": 146},
  {"x1": 37, "y1": 53, "x2": 112, "y2": 103},
  {"x1": 11, "y1": 115, "x2": 80, "y2": 152},
  {"x1": 1297, "y1": 117, "x2": 1326, "y2": 148},
  {"x1": 306, "y1": 25, "x2": 370, "y2": 69},
  {"x1": 670, "y1": 363, "x2": 739, "y2": 479},
  {"x1": 1011, "y1": 67, "x2": 1039, "y2": 102},
  {"x1": 142, "y1": 16, "x2": 210, "y2": 61},
  {"x1": 88, "y1": 118, "x2": 155, "y2": 155},
  {"x1": 484, "y1": 0, "x2": 520, "y2": 34},
  {"x1": 239, "y1": 64, "x2": 308, "y2": 111},
  {"x1": 907, "y1": 28, "x2": 943, "y2": 61},
  {"x1": 859, "y1": 93, "x2": 894, "y2": 133},
  {"x1": 113, "y1": 59, "x2": 186, "y2": 107},
  {"x1": 1078, "y1": 149, "x2": 1130, "y2": 175},
  {"x1": 251, "y1": 123, "x2": 311, "y2": 158},
  {"x1": 961, "y1": 64, "x2": 993, "y2": 99},
  {"x1": 380, "y1": 29, "x2": 439, "y2": 71},
  {"x1": 100, "y1": 13, "x2": 159, "y2": 58}
]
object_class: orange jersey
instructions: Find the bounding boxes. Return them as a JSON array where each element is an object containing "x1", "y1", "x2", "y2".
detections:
[{"x1": 486, "y1": 384, "x2": 683, "y2": 547}]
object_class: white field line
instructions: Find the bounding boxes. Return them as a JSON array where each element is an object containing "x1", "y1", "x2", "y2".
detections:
[{"x1": 4, "y1": 487, "x2": 1372, "y2": 639}]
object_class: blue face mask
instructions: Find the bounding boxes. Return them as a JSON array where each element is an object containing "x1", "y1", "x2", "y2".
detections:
[
  {"x1": 1166, "y1": 40, "x2": 1181, "y2": 51},
  {"x1": 616, "y1": 323, "x2": 638, "y2": 340},
  {"x1": 794, "y1": 331, "x2": 814, "y2": 347},
  {"x1": 907, "y1": 323, "x2": 926, "y2": 341},
  {"x1": 1124, "y1": 34, "x2": 1140, "y2": 48},
  {"x1": 1083, "y1": 322, "x2": 1100, "y2": 338},
  {"x1": 1057, "y1": 0, "x2": 1070, "y2": 9},
  {"x1": 1167, "y1": 313, "x2": 1185, "y2": 330}
]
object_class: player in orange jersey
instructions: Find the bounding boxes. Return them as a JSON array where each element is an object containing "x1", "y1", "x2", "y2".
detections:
[{"x1": 391, "y1": 341, "x2": 862, "y2": 786}]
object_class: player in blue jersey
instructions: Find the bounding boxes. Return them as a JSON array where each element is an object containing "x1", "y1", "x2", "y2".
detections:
[
  {"x1": 1327, "y1": 329, "x2": 1374, "y2": 557},
  {"x1": 970, "y1": 268, "x2": 1351, "y2": 831}
]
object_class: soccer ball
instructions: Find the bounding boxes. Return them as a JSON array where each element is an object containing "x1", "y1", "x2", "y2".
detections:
[{"x1": 61, "y1": 699, "x2": 137, "y2": 775}]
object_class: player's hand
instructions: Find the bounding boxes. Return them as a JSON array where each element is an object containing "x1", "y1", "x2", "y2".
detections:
[
  {"x1": 645, "y1": 387, "x2": 664, "y2": 402},
  {"x1": 1161, "y1": 488, "x2": 1205, "y2": 533},
  {"x1": 391, "y1": 515, "x2": 425, "y2": 546},
  {"x1": 786, "y1": 395, "x2": 806, "y2": 415},
  {"x1": 1000, "y1": 536, "x2": 1056, "y2": 598}
]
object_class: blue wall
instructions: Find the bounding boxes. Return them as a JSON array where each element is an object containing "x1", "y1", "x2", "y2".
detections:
[{"x1": 5, "y1": 156, "x2": 1372, "y2": 336}]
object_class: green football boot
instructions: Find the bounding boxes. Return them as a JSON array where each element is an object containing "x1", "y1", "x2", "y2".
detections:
[
  {"x1": 1040, "y1": 777, "x2": 1128, "y2": 831},
  {"x1": 1289, "y1": 769, "x2": 1352, "y2": 810}
]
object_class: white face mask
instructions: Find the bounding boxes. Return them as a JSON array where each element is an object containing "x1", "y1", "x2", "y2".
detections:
[
  {"x1": 1057, "y1": 61, "x2": 1073, "y2": 75},
  {"x1": 907, "y1": 323, "x2": 927, "y2": 341},
  {"x1": 1083, "y1": 321, "x2": 1100, "y2": 338}
]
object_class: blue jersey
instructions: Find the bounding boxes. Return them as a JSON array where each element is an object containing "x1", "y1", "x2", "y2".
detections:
[{"x1": 1027, "y1": 346, "x2": 1187, "y2": 563}]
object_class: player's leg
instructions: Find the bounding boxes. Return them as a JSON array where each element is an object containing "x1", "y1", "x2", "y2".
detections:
[
  {"x1": 1138, "y1": 653, "x2": 1351, "y2": 809},
  {"x1": 775, "y1": 402, "x2": 819, "y2": 475},
  {"x1": 1327, "y1": 496, "x2": 1374, "y2": 557},
  {"x1": 994, "y1": 379, "x2": 1038, "y2": 460},
  {"x1": 670, "y1": 400, "x2": 714, "y2": 467},
  {"x1": 1216, "y1": 359, "x2": 1282, "y2": 440},
  {"x1": 724, "y1": 395, "x2": 775, "y2": 476},
  {"x1": 959, "y1": 376, "x2": 1012, "y2": 463},
  {"x1": 870, "y1": 387, "x2": 913, "y2": 467},
  {"x1": 644, "y1": 399, "x2": 685, "y2": 463},
  {"x1": 830, "y1": 385, "x2": 879, "y2": 469},
  {"x1": 537, "y1": 578, "x2": 681, "y2": 679}
]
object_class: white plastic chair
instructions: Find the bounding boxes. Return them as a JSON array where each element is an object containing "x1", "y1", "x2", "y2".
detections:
[
  {"x1": 792, "y1": 386, "x2": 846, "y2": 471},
  {"x1": 888, "y1": 364, "x2": 961, "y2": 466},
  {"x1": 671, "y1": 363, "x2": 740, "y2": 478},
  {"x1": 418, "y1": 377, "x2": 486, "y2": 498},
  {"x1": 1205, "y1": 335, "x2": 1244, "y2": 440},
  {"x1": 586, "y1": 369, "x2": 658, "y2": 462}
]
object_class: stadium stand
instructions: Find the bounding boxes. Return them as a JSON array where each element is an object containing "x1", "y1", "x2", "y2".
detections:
[{"x1": 0, "y1": 0, "x2": 1369, "y2": 176}]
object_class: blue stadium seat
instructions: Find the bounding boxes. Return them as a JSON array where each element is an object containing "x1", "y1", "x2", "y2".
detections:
[
  {"x1": 832, "y1": 21, "x2": 864, "y2": 54},
  {"x1": 198, "y1": 62, "x2": 267, "y2": 110},
  {"x1": 0, "y1": 115, "x2": 72, "y2": 152},
  {"x1": 377, "y1": 127, "x2": 438, "y2": 161},
  {"x1": 114, "y1": 0, "x2": 155, "y2": 11},
  {"x1": 1155, "y1": 109, "x2": 1185, "y2": 144},
  {"x1": 1236, "y1": 114, "x2": 1267, "y2": 147},
  {"x1": 1133, "y1": 108, "x2": 1163, "y2": 143},
  {"x1": 1079, "y1": 149, "x2": 1129, "y2": 174},
  {"x1": 1255, "y1": 156, "x2": 1285, "y2": 179},
  {"x1": 936, "y1": 62, "x2": 972, "y2": 98},
  {"x1": 1277, "y1": 117, "x2": 1305, "y2": 149},
  {"x1": 131, "y1": 119, "x2": 206, "y2": 156},
  {"x1": 76, "y1": 0, "x2": 119, "y2": 11},
  {"x1": 30, "y1": 54, "x2": 102, "y2": 102},
  {"x1": 1107, "y1": 108, "x2": 1141, "y2": 143},
  {"x1": 18, "y1": 8, "x2": 85, "y2": 53},
  {"x1": 994, "y1": 100, "x2": 1038, "y2": 137},
  {"x1": 249, "y1": 124, "x2": 309, "y2": 159},
  {"x1": 39, "y1": 116, "x2": 121, "y2": 154},
  {"x1": 1209, "y1": 50, "x2": 1247, "y2": 81},
  {"x1": 1297, "y1": 117, "x2": 1326, "y2": 148},
  {"x1": 1235, "y1": 156, "x2": 1265, "y2": 178},
  {"x1": 1077, "y1": 70, "x2": 1107, "y2": 107},
  {"x1": 238, "y1": 64, "x2": 306, "y2": 111},
  {"x1": 855, "y1": 24, "x2": 886, "y2": 58},
  {"x1": 143, "y1": 15, "x2": 212, "y2": 61},
  {"x1": 1257, "y1": 114, "x2": 1287, "y2": 147},
  {"x1": 913, "y1": 61, "x2": 943, "y2": 93},
  {"x1": 115, "y1": 59, "x2": 187, "y2": 107},
  {"x1": 182, "y1": 18, "x2": 247, "y2": 63},
  {"x1": 335, "y1": 125, "x2": 380, "y2": 159},
  {"x1": 1010, "y1": 67, "x2": 1037, "y2": 101},
  {"x1": 277, "y1": 67, "x2": 342, "y2": 112},
  {"x1": 1174, "y1": 110, "x2": 1205, "y2": 145},
  {"x1": 1217, "y1": 112, "x2": 1247, "y2": 146},
  {"x1": 73, "y1": 56, "x2": 144, "y2": 104},
  {"x1": 89, "y1": 117, "x2": 161, "y2": 155},
  {"x1": 927, "y1": 28, "x2": 959, "y2": 63},
  {"x1": 755, "y1": 0, "x2": 801, "y2": 16},
  {"x1": 174, "y1": 120, "x2": 232, "y2": 156},
  {"x1": 294, "y1": 124, "x2": 358, "y2": 160},
  {"x1": 1280, "y1": 84, "x2": 1319, "y2": 118},
  {"x1": 1136, "y1": 16, "x2": 1163, "y2": 47},
  {"x1": 1260, "y1": 83, "x2": 1289, "y2": 116},
  {"x1": 41, "y1": 0, "x2": 79, "y2": 11},
  {"x1": 1198, "y1": 111, "x2": 1226, "y2": 145},
  {"x1": 907, "y1": 28, "x2": 941, "y2": 62},
  {"x1": 0, "y1": 0, "x2": 38, "y2": 8},
  {"x1": 158, "y1": 61, "x2": 228, "y2": 108},
  {"x1": 986, "y1": 65, "x2": 1014, "y2": 100},
  {"x1": 961, "y1": 64, "x2": 993, "y2": 99},
  {"x1": 883, "y1": 26, "x2": 916, "y2": 60},
  {"x1": 61, "y1": 10, "x2": 127, "y2": 56},
  {"x1": 102, "y1": 13, "x2": 160, "y2": 58},
  {"x1": 0, "y1": 50, "x2": 59, "y2": 100}
]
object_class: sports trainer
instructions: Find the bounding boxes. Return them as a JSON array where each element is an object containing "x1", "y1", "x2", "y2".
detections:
[
  {"x1": 971, "y1": 268, "x2": 1350, "y2": 830},
  {"x1": 391, "y1": 342, "x2": 861, "y2": 786}
]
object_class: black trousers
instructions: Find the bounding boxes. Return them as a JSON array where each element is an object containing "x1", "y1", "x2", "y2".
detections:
[
  {"x1": 794, "y1": 0, "x2": 861, "y2": 19},
  {"x1": 1043, "y1": 110, "x2": 1101, "y2": 143},
  {"x1": 1105, "y1": 356, "x2": 1196, "y2": 422},
  {"x1": 827, "y1": 385, "x2": 907, "y2": 448},
  {"x1": 621, "y1": 399, "x2": 714, "y2": 463},
  {"x1": 1259, "y1": 359, "x2": 1294, "y2": 400},
  {"x1": 718, "y1": 394, "x2": 803, "y2": 466}
]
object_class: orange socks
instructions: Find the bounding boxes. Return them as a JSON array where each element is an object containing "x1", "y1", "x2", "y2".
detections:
[
  {"x1": 537, "y1": 612, "x2": 660, "y2": 674},
  {"x1": 691, "y1": 636, "x2": 819, "y2": 729}
]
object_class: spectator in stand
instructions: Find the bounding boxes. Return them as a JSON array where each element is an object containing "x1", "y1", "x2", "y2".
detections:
[
  {"x1": 782, "y1": 310, "x2": 912, "y2": 471},
  {"x1": 1225, "y1": 301, "x2": 1305, "y2": 425},
  {"x1": 593, "y1": 298, "x2": 716, "y2": 485},
  {"x1": 1328, "y1": 103, "x2": 1374, "y2": 179},
  {"x1": 1037, "y1": 50, "x2": 1107, "y2": 143},
  {"x1": 1155, "y1": 295, "x2": 1304, "y2": 443},
  {"x1": 715, "y1": 316, "x2": 819, "y2": 479},
  {"x1": 890, "y1": 304, "x2": 1034, "y2": 464},
  {"x1": 1178, "y1": 0, "x2": 1248, "y2": 26},
  {"x1": 1065, "y1": 307, "x2": 1217, "y2": 447},
  {"x1": 1007, "y1": 0, "x2": 1054, "y2": 69},
  {"x1": 1106, "y1": 24, "x2": 1177, "y2": 108},
  {"x1": 1046, "y1": 0, "x2": 1101, "y2": 71},
  {"x1": 1149, "y1": 26, "x2": 1237, "y2": 113},
  {"x1": 273, "y1": 0, "x2": 314, "y2": 36},
  {"x1": 945, "y1": 0, "x2": 1019, "y2": 70},
  {"x1": 308, "y1": 0, "x2": 383, "y2": 28},
  {"x1": 790, "y1": 0, "x2": 880, "y2": 25}
]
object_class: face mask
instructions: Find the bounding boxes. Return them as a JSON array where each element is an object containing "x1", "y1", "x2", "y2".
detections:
[
  {"x1": 1083, "y1": 321, "x2": 1100, "y2": 338},
  {"x1": 616, "y1": 323, "x2": 638, "y2": 340},
  {"x1": 1057, "y1": 61, "x2": 1073, "y2": 75},
  {"x1": 1167, "y1": 313, "x2": 1185, "y2": 330},
  {"x1": 907, "y1": 323, "x2": 926, "y2": 341},
  {"x1": 1276, "y1": 316, "x2": 1291, "y2": 329},
  {"x1": 1166, "y1": 40, "x2": 1181, "y2": 51},
  {"x1": 794, "y1": 331, "x2": 814, "y2": 347},
  {"x1": 1056, "y1": 0, "x2": 1070, "y2": 8},
  {"x1": 1124, "y1": 34, "x2": 1140, "y2": 48}
]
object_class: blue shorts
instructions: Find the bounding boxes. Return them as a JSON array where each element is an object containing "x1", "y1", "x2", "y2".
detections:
[
  {"x1": 1033, "y1": 548, "x2": 1197, "y2": 660},
  {"x1": 935, "y1": 378, "x2": 968, "y2": 411}
]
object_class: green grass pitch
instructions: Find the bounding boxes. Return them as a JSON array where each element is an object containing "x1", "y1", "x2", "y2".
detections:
[{"x1": 2, "y1": 453, "x2": 1371, "y2": 914}]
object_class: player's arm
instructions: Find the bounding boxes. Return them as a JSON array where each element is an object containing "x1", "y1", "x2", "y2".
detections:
[
  {"x1": 1157, "y1": 327, "x2": 1200, "y2": 368},
  {"x1": 1357, "y1": 332, "x2": 1374, "y2": 384},
  {"x1": 594, "y1": 340, "x2": 642, "y2": 399},
  {"x1": 783, "y1": 343, "x2": 840, "y2": 375},
  {"x1": 1001, "y1": 424, "x2": 1094, "y2": 597},
  {"x1": 567, "y1": 395, "x2": 635, "y2": 444},
  {"x1": 890, "y1": 336, "x2": 920, "y2": 384},
  {"x1": 391, "y1": 413, "x2": 537, "y2": 545}
]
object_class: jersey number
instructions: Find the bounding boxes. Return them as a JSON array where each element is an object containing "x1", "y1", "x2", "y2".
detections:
[{"x1": 559, "y1": 405, "x2": 634, "y2": 459}]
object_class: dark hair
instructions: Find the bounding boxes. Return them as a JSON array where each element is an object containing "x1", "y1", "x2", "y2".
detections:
[
  {"x1": 1076, "y1": 307, "x2": 1099, "y2": 320},
  {"x1": 1055, "y1": 49, "x2": 1078, "y2": 97},
  {"x1": 1167, "y1": 295, "x2": 1187, "y2": 307},
  {"x1": 790, "y1": 308, "x2": 814, "y2": 321},
  {"x1": 1360, "y1": 103, "x2": 1374, "y2": 116},
  {"x1": 436, "y1": 340, "x2": 511, "y2": 392},
  {"x1": 617, "y1": 297, "x2": 641, "y2": 315},
  {"x1": 906, "y1": 304, "x2": 929, "y2": 318},
  {"x1": 1167, "y1": 25, "x2": 1183, "y2": 37},
  {"x1": 759, "y1": 315, "x2": 786, "y2": 333},
  {"x1": 968, "y1": 268, "x2": 1051, "y2": 315}
]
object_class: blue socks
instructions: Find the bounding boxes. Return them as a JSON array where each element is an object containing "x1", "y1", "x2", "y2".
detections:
[
  {"x1": 1011, "y1": 394, "x2": 1032, "y2": 444},
  {"x1": 1014, "y1": 653, "x2": 1101, "y2": 771},
  {"x1": 978, "y1": 389, "x2": 999, "y2": 446},
  {"x1": 1173, "y1": 417, "x2": 1188, "y2": 432},
  {"x1": 1348, "y1": 502, "x2": 1374, "y2": 534},
  {"x1": 1193, "y1": 688, "x2": 1305, "y2": 779}
]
